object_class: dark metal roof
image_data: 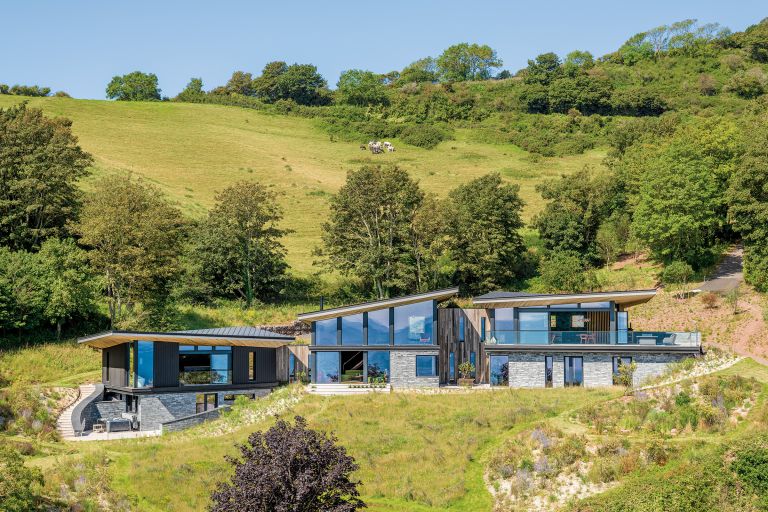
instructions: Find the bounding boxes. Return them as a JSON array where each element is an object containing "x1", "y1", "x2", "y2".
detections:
[
  {"x1": 473, "y1": 289, "x2": 656, "y2": 301},
  {"x1": 473, "y1": 291, "x2": 535, "y2": 300},
  {"x1": 171, "y1": 326, "x2": 292, "y2": 339}
]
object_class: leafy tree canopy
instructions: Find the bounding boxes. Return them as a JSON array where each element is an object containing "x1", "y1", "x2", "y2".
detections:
[
  {"x1": 437, "y1": 43, "x2": 502, "y2": 82},
  {"x1": 106, "y1": 71, "x2": 161, "y2": 101},
  {"x1": 336, "y1": 69, "x2": 388, "y2": 106}
]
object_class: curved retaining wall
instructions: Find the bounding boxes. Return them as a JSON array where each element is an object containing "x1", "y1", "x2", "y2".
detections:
[{"x1": 71, "y1": 384, "x2": 105, "y2": 435}]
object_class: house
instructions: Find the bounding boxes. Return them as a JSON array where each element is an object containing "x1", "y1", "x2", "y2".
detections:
[
  {"x1": 76, "y1": 327, "x2": 308, "y2": 433},
  {"x1": 297, "y1": 288, "x2": 702, "y2": 390}
]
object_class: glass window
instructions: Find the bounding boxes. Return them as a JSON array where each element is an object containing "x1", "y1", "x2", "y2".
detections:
[
  {"x1": 565, "y1": 356, "x2": 583, "y2": 387},
  {"x1": 481, "y1": 318, "x2": 487, "y2": 341},
  {"x1": 316, "y1": 352, "x2": 340, "y2": 383},
  {"x1": 135, "y1": 341, "x2": 153, "y2": 387},
  {"x1": 248, "y1": 352, "x2": 254, "y2": 380},
  {"x1": 519, "y1": 312, "x2": 548, "y2": 344},
  {"x1": 490, "y1": 355, "x2": 509, "y2": 386},
  {"x1": 315, "y1": 319, "x2": 338, "y2": 346},
  {"x1": 211, "y1": 353, "x2": 231, "y2": 384},
  {"x1": 367, "y1": 351, "x2": 390, "y2": 382},
  {"x1": 458, "y1": 316, "x2": 465, "y2": 342},
  {"x1": 583, "y1": 301, "x2": 611, "y2": 308},
  {"x1": 394, "y1": 301, "x2": 433, "y2": 345},
  {"x1": 289, "y1": 353, "x2": 296, "y2": 380},
  {"x1": 549, "y1": 303, "x2": 579, "y2": 308},
  {"x1": 449, "y1": 352, "x2": 455, "y2": 381},
  {"x1": 618, "y1": 312, "x2": 629, "y2": 344},
  {"x1": 415, "y1": 355, "x2": 438, "y2": 377},
  {"x1": 196, "y1": 393, "x2": 217, "y2": 413},
  {"x1": 179, "y1": 350, "x2": 231, "y2": 385},
  {"x1": 341, "y1": 314, "x2": 364, "y2": 345},
  {"x1": 545, "y1": 356, "x2": 553, "y2": 388},
  {"x1": 470, "y1": 352, "x2": 476, "y2": 378},
  {"x1": 493, "y1": 308, "x2": 515, "y2": 344},
  {"x1": 367, "y1": 309, "x2": 390, "y2": 345}
]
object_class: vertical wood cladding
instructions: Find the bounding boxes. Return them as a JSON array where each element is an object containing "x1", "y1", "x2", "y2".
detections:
[
  {"x1": 437, "y1": 308, "x2": 489, "y2": 384},
  {"x1": 153, "y1": 342, "x2": 179, "y2": 387},
  {"x1": 103, "y1": 344, "x2": 128, "y2": 387},
  {"x1": 276, "y1": 345, "x2": 309, "y2": 382}
]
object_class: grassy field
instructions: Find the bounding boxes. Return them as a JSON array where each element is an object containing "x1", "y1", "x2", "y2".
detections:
[{"x1": 0, "y1": 96, "x2": 605, "y2": 274}]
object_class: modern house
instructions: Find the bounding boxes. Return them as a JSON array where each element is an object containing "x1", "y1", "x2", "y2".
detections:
[
  {"x1": 72, "y1": 287, "x2": 701, "y2": 435},
  {"x1": 297, "y1": 288, "x2": 702, "y2": 390},
  {"x1": 76, "y1": 327, "x2": 308, "y2": 432}
]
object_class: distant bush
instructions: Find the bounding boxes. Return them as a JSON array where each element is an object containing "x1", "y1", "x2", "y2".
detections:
[
  {"x1": 399, "y1": 124, "x2": 449, "y2": 149},
  {"x1": 53, "y1": 90, "x2": 71, "y2": 98},
  {"x1": 611, "y1": 87, "x2": 668, "y2": 116},
  {"x1": 0, "y1": 84, "x2": 51, "y2": 97},
  {"x1": 726, "y1": 67, "x2": 767, "y2": 98}
]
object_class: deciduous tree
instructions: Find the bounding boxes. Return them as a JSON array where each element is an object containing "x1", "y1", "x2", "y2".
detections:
[
  {"x1": 106, "y1": 71, "x2": 161, "y2": 101},
  {"x1": 437, "y1": 43, "x2": 502, "y2": 82},
  {"x1": 0, "y1": 103, "x2": 92, "y2": 251},
  {"x1": 336, "y1": 69, "x2": 388, "y2": 106},
  {"x1": 209, "y1": 416, "x2": 364, "y2": 512}
]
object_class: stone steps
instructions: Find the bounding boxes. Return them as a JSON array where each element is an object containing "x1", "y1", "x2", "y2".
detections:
[
  {"x1": 308, "y1": 384, "x2": 391, "y2": 396},
  {"x1": 56, "y1": 384, "x2": 96, "y2": 439}
]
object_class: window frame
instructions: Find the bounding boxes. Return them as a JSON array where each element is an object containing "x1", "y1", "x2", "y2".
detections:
[{"x1": 415, "y1": 355, "x2": 438, "y2": 377}]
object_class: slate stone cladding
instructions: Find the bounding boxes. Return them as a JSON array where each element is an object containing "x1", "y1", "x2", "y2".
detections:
[{"x1": 390, "y1": 350, "x2": 440, "y2": 388}]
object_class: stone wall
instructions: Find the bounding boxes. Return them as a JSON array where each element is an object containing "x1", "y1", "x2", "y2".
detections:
[
  {"x1": 501, "y1": 352, "x2": 694, "y2": 389},
  {"x1": 390, "y1": 350, "x2": 440, "y2": 388},
  {"x1": 161, "y1": 406, "x2": 227, "y2": 433},
  {"x1": 81, "y1": 399, "x2": 123, "y2": 430},
  {"x1": 633, "y1": 353, "x2": 689, "y2": 387},
  {"x1": 138, "y1": 388, "x2": 272, "y2": 431}
]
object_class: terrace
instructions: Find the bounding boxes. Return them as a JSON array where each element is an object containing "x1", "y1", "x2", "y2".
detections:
[{"x1": 486, "y1": 330, "x2": 701, "y2": 346}]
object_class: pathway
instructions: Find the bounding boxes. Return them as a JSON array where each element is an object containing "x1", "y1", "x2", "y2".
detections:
[
  {"x1": 701, "y1": 245, "x2": 744, "y2": 293},
  {"x1": 56, "y1": 383, "x2": 94, "y2": 439}
]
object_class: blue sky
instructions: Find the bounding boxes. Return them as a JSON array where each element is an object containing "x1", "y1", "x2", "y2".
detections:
[{"x1": 2, "y1": 1, "x2": 765, "y2": 99}]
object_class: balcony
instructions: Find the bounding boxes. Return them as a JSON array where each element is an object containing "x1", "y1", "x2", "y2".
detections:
[
  {"x1": 178, "y1": 369, "x2": 232, "y2": 385},
  {"x1": 486, "y1": 330, "x2": 701, "y2": 346}
]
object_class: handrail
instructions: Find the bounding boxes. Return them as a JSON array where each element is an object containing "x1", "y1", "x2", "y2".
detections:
[{"x1": 486, "y1": 330, "x2": 701, "y2": 346}]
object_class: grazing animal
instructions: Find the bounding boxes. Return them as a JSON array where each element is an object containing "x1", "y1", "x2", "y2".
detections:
[
  {"x1": 359, "y1": 144, "x2": 367, "y2": 151},
  {"x1": 387, "y1": 145, "x2": 395, "y2": 152},
  {"x1": 368, "y1": 141, "x2": 383, "y2": 154}
]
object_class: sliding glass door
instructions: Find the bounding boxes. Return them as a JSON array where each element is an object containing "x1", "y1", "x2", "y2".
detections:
[
  {"x1": 490, "y1": 355, "x2": 509, "y2": 386},
  {"x1": 564, "y1": 356, "x2": 583, "y2": 387}
]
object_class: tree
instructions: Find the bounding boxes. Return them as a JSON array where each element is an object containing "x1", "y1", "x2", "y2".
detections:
[
  {"x1": 661, "y1": 261, "x2": 694, "y2": 291},
  {"x1": 0, "y1": 444, "x2": 45, "y2": 512},
  {"x1": 534, "y1": 169, "x2": 618, "y2": 265},
  {"x1": 336, "y1": 69, "x2": 388, "y2": 106},
  {"x1": 224, "y1": 71, "x2": 255, "y2": 96},
  {"x1": 176, "y1": 77, "x2": 205, "y2": 101},
  {"x1": 35, "y1": 238, "x2": 100, "y2": 339},
  {"x1": 182, "y1": 181, "x2": 289, "y2": 307},
  {"x1": 410, "y1": 195, "x2": 452, "y2": 292},
  {"x1": 726, "y1": 68, "x2": 767, "y2": 99},
  {"x1": 209, "y1": 416, "x2": 364, "y2": 512},
  {"x1": 398, "y1": 57, "x2": 439, "y2": 84},
  {"x1": 631, "y1": 121, "x2": 739, "y2": 267},
  {"x1": 538, "y1": 251, "x2": 598, "y2": 293},
  {"x1": 436, "y1": 43, "x2": 502, "y2": 82},
  {"x1": 76, "y1": 174, "x2": 186, "y2": 327},
  {"x1": 0, "y1": 248, "x2": 46, "y2": 335},
  {"x1": 0, "y1": 103, "x2": 92, "y2": 251},
  {"x1": 727, "y1": 116, "x2": 768, "y2": 291},
  {"x1": 445, "y1": 173, "x2": 526, "y2": 294},
  {"x1": 106, "y1": 71, "x2": 161, "y2": 101},
  {"x1": 524, "y1": 53, "x2": 562, "y2": 85},
  {"x1": 320, "y1": 165, "x2": 423, "y2": 299},
  {"x1": 272, "y1": 64, "x2": 327, "y2": 105}
]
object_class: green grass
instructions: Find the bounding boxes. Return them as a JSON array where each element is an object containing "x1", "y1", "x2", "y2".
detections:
[
  {"x1": 0, "y1": 96, "x2": 606, "y2": 274},
  {"x1": 0, "y1": 342, "x2": 101, "y2": 387}
]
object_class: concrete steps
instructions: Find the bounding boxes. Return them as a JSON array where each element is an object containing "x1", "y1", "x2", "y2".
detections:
[
  {"x1": 308, "y1": 383, "x2": 391, "y2": 396},
  {"x1": 56, "y1": 383, "x2": 95, "y2": 439}
]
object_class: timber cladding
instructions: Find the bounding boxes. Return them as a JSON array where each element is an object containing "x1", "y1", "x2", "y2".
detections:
[
  {"x1": 276, "y1": 345, "x2": 309, "y2": 382},
  {"x1": 437, "y1": 308, "x2": 489, "y2": 385}
]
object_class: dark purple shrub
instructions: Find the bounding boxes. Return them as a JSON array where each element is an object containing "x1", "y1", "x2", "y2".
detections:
[{"x1": 209, "y1": 416, "x2": 365, "y2": 512}]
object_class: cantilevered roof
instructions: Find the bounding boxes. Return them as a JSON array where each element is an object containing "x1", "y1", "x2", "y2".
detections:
[
  {"x1": 297, "y1": 287, "x2": 460, "y2": 322},
  {"x1": 78, "y1": 326, "x2": 294, "y2": 349},
  {"x1": 472, "y1": 289, "x2": 657, "y2": 308}
]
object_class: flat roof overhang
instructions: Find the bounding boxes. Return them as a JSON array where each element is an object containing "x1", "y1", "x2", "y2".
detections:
[
  {"x1": 472, "y1": 289, "x2": 657, "y2": 308},
  {"x1": 483, "y1": 344, "x2": 702, "y2": 354},
  {"x1": 297, "y1": 287, "x2": 460, "y2": 322},
  {"x1": 78, "y1": 330, "x2": 294, "y2": 349}
]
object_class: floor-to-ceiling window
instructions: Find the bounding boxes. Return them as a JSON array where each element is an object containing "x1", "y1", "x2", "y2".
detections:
[
  {"x1": 128, "y1": 341, "x2": 154, "y2": 387},
  {"x1": 394, "y1": 301, "x2": 433, "y2": 345},
  {"x1": 315, "y1": 352, "x2": 340, "y2": 383},
  {"x1": 341, "y1": 314, "x2": 364, "y2": 346},
  {"x1": 367, "y1": 351, "x2": 390, "y2": 382},
  {"x1": 545, "y1": 355, "x2": 554, "y2": 388},
  {"x1": 493, "y1": 308, "x2": 515, "y2": 344},
  {"x1": 519, "y1": 312, "x2": 549, "y2": 344},
  {"x1": 564, "y1": 356, "x2": 583, "y2": 387},
  {"x1": 315, "y1": 319, "x2": 338, "y2": 346},
  {"x1": 618, "y1": 312, "x2": 629, "y2": 344},
  {"x1": 367, "y1": 309, "x2": 390, "y2": 345},
  {"x1": 340, "y1": 352, "x2": 364, "y2": 382},
  {"x1": 179, "y1": 346, "x2": 232, "y2": 385},
  {"x1": 490, "y1": 355, "x2": 509, "y2": 386}
]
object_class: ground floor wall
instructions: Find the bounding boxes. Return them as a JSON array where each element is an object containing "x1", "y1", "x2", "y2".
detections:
[
  {"x1": 390, "y1": 350, "x2": 440, "y2": 388},
  {"x1": 501, "y1": 351, "x2": 691, "y2": 388}
]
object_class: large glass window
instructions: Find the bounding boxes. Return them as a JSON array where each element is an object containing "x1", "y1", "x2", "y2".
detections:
[
  {"x1": 129, "y1": 341, "x2": 154, "y2": 388},
  {"x1": 415, "y1": 355, "x2": 438, "y2": 377},
  {"x1": 545, "y1": 356, "x2": 553, "y2": 388},
  {"x1": 316, "y1": 352, "x2": 340, "y2": 383},
  {"x1": 490, "y1": 355, "x2": 509, "y2": 386},
  {"x1": 394, "y1": 301, "x2": 433, "y2": 345},
  {"x1": 618, "y1": 312, "x2": 629, "y2": 344},
  {"x1": 315, "y1": 319, "x2": 338, "y2": 345},
  {"x1": 341, "y1": 351, "x2": 364, "y2": 383},
  {"x1": 341, "y1": 314, "x2": 364, "y2": 345},
  {"x1": 367, "y1": 351, "x2": 390, "y2": 382},
  {"x1": 367, "y1": 309, "x2": 390, "y2": 345},
  {"x1": 493, "y1": 308, "x2": 515, "y2": 344},
  {"x1": 519, "y1": 312, "x2": 548, "y2": 344},
  {"x1": 565, "y1": 356, "x2": 583, "y2": 387},
  {"x1": 179, "y1": 346, "x2": 232, "y2": 385}
]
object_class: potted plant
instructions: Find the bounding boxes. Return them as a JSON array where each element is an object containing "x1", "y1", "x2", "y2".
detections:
[{"x1": 458, "y1": 361, "x2": 475, "y2": 387}]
